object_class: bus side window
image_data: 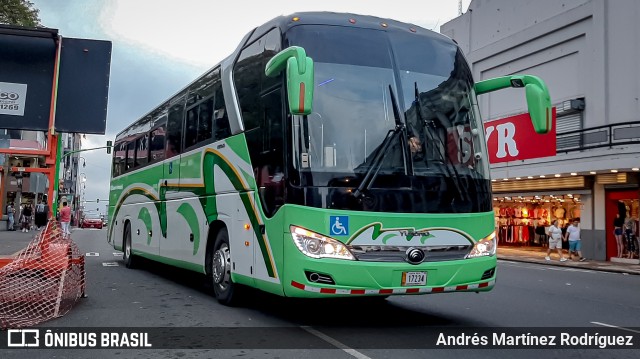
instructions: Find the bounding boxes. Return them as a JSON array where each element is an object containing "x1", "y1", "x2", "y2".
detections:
[
  {"x1": 112, "y1": 141, "x2": 126, "y2": 177},
  {"x1": 150, "y1": 125, "x2": 166, "y2": 162},
  {"x1": 197, "y1": 98, "x2": 213, "y2": 143},
  {"x1": 184, "y1": 107, "x2": 198, "y2": 149},
  {"x1": 126, "y1": 141, "x2": 135, "y2": 171},
  {"x1": 234, "y1": 27, "x2": 284, "y2": 217},
  {"x1": 167, "y1": 93, "x2": 185, "y2": 158},
  {"x1": 212, "y1": 77, "x2": 230, "y2": 141},
  {"x1": 135, "y1": 135, "x2": 149, "y2": 167},
  {"x1": 234, "y1": 37, "x2": 263, "y2": 132}
]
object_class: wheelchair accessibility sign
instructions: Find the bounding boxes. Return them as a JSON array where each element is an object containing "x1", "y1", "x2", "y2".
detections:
[{"x1": 329, "y1": 216, "x2": 349, "y2": 236}]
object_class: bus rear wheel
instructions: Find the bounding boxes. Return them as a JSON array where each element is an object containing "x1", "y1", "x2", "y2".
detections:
[
  {"x1": 211, "y1": 228, "x2": 238, "y2": 305},
  {"x1": 123, "y1": 222, "x2": 137, "y2": 268}
]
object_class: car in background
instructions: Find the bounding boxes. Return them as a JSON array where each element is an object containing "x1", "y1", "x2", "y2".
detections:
[
  {"x1": 81, "y1": 212, "x2": 103, "y2": 229},
  {"x1": 102, "y1": 214, "x2": 108, "y2": 226}
]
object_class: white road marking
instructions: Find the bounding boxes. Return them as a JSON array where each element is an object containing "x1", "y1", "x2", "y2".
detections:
[
  {"x1": 102, "y1": 262, "x2": 119, "y2": 267},
  {"x1": 591, "y1": 322, "x2": 640, "y2": 334},
  {"x1": 85, "y1": 252, "x2": 100, "y2": 257},
  {"x1": 301, "y1": 326, "x2": 372, "y2": 359},
  {"x1": 113, "y1": 252, "x2": 123, "y2": 256},
  {"x1": 499, "y1": 260, "x2": 608, "y2": 274}
]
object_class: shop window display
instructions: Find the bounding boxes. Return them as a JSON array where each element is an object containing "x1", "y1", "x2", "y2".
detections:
[
  {"x1": 618, "y1": 199, "x2": 639, "y2": 259},
  {"x1": 493, "y1": 195, "x2": 582, "y2": 248}
]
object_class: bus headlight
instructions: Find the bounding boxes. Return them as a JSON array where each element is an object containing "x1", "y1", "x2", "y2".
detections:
[
  {"x1": 466, "y1": 232, "x2": 497, "y2": 258},
  {"x1": 290, "y1": 226, "x2": 355, "y2": 260}
]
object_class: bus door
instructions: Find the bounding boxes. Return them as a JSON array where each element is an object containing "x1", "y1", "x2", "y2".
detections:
[{"x1": 161, "y1": 94, "x2": 187, "y2": 260}]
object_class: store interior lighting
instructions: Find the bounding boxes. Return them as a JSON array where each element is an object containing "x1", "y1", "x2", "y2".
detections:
[{"x1": 493, "y1": 194, "x2": 581, "y2": 204}]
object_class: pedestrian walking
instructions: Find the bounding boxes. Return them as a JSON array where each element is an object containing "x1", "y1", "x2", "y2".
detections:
[
  {"x1": 546, "y1": 219, "x2": 567, "y2": 262},
  {"x1": 35, "y1": 200, "x2": 48, "y2": 230},
  {"x1": 564, "y1": 219, "x2": 585, "y2": 261},
  {"x1": 21, "y1": 204, "x2": 33, "y2": 232},
  {"x1": 60, "y1": 201, "x2": 72, "y2": 237},
  {"x1": 6, "y1": 202, "x2": 15, "y2": 231}
]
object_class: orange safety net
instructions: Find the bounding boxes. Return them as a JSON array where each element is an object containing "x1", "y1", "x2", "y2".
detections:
[{"x1": 0, "y1": 221, "x2": 85, "y2": 329}]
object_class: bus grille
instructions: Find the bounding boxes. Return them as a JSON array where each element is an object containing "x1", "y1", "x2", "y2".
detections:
[{"x1": 348, "y1": 245, "x2": 472, "y2": 262}]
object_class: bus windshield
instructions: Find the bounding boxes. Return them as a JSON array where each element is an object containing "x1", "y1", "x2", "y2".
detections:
[{"x1": 285, "y1": 25, "x2": 491, "y2": 214}]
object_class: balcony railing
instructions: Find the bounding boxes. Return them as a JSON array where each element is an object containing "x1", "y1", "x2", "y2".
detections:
[{"x1": 556, "y1": 121, "x2": 640, "y2": 152}]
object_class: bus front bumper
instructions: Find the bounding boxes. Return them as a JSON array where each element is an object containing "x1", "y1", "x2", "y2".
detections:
[{"x1": 282, "y1": 247, "x2": 497, "y2": 298}]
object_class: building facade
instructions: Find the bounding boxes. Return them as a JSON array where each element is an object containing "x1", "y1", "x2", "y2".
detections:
[
  {"x1": 1, "y1": 129, "x2": 48, "y2": 217},
  {"x1": 441, "y1": 0, "x2": 640, "y2": 261},
  {"x1": 0, "y1": 129, "x2": 83, "y2": 228}
]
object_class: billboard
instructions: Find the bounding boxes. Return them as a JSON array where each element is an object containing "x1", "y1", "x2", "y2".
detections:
[
  {"x1": 0, "y1": 26, "x2": 56, "y2": 130},
  {"x1": 56, "y1": 37, "x2": 112, "y2": 134},
  {"x1": 0, "y1": 25, "x2": 111, "y2": 134},
  {"x1": 484, "y1": 108, "x2": 557, "y2": 164}
]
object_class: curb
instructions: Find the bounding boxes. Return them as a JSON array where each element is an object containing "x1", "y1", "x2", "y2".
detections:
[{"x1": 498, "y1": 255, "x2": 640, "y2": 275}]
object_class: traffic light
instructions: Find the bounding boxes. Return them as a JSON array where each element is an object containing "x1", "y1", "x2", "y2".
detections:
[
  {"x1": 97, "y1": 199, "x2": 100, "y2": 203},
  {"x1": 106, "y1": 140, "x2": 112, "y2": 154}
]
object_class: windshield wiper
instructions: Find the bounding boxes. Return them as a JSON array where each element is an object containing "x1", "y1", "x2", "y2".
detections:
[
  {"x1": 413, "y1": 82, "x2": 468, "y2": 205},
  {"x1": 353, "y1": 85, "x2": 405, "y2": 199}
]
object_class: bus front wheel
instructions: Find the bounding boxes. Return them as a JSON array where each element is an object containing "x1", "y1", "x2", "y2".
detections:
[{"x1": 211, "y1": 228, "x2": 238, "y2": 305}]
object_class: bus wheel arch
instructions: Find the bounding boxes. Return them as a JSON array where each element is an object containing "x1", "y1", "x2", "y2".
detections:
[
  {"x1": 207, "y1": 223, "x2": 240, "y2": 305},
  {"x1": 205, "y1": 220, "x2": 227, "y2": 278}
]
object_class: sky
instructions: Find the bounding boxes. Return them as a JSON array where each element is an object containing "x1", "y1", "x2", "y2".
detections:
[{"x1": 31, "y1": 0, "x2": 471, "y2": 209}]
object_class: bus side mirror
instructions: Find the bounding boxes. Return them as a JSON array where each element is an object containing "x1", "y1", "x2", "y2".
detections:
[
  {"x1": 475, "y1": 75, "x2": 552, "y2": 134},
  {"x1": 265, "y1": 46, "x2": 314, "y2": 115}
]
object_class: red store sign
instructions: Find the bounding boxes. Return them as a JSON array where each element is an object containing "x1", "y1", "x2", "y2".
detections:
[{"x1": 484, "y1": 108, "x2": 557, "y2": 164}]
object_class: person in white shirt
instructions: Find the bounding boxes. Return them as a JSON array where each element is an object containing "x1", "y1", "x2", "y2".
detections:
[
  {"x1": 545, "y1": 219, "x2": 567, "y2": 262},
  {"x1": 564, "y1": 219, "x2": 585, "y2": 261}
]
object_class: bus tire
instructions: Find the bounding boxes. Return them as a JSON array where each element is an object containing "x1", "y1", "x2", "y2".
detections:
[
  {"x1": 211, "y1": 228, "x2": 238, "y2": 305},
  {"x1": 123, "y1": 222, "x2": 137, "y2": 269}
]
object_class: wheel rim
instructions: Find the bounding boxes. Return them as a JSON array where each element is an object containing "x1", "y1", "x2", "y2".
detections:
[{"x1": 212, "y1": 244, "x2": 231, "y2": 290}]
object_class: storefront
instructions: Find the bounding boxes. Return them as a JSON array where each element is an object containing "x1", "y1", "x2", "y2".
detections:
[
  {"x1": 492, "y1": 173, "x2": 639, "y2": 261},
  {"x1": 491, "y1": 174, "x2": 593, "y2": 255},
  {"x1": 605, "y1": 189, "x2": 639, "y2": 260},
  {"x1": 493, "y1": 193, "x2": 583, "y2": 248}
]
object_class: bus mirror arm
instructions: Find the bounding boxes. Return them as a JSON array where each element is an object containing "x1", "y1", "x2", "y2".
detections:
[
  {"x1": 265, "y1": 46, "x2": 307, "y2": 76},
  {"x1": 265, "y1": 46, "x2": 314, "y2": 116},
  {"x1": 474, "y1": 75, "x2": 552, "y2": 134}
]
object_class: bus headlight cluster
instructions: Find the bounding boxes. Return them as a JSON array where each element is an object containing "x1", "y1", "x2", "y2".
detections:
[
  {"x1": 466, "y1": 232, "x2": 497, "y2": 258},
  {"x1": 290, "y1": 226, "x2": 355, "y2": 260}
]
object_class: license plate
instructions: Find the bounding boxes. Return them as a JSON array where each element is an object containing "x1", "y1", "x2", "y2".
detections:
[{"x1": 402, "y1": 271, "x2": 427, "y2": 286}]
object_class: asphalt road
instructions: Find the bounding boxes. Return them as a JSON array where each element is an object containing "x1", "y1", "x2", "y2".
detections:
[{"x1": 2, "y1": 228, "x2": 639, "y2": 359}]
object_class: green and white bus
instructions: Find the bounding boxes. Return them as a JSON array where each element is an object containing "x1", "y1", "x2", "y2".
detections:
[{"x1": 108, "y1": 12, "x2": 552, "y2": 304}]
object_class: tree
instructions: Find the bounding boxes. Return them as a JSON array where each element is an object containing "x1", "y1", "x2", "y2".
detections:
[{"x1": 0, "y1": 0, "x2": 41, "y2": 27}]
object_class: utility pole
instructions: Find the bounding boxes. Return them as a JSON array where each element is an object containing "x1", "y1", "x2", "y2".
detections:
[{"x1": 459, "y1": 0, "x2": 463, "y2": 16}]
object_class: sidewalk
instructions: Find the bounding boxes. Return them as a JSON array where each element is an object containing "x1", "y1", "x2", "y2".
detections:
[
  {"x1": 498, "y1": 247, "x2": 640, "y2": 275},
  {"x1": 0, "y1": 228, "x2": 38, "y2": 257}
]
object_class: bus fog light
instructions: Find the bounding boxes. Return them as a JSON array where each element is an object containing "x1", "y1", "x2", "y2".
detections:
[{"x1": 290, "y1": 226, "x2": 355, "y2": 260}]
